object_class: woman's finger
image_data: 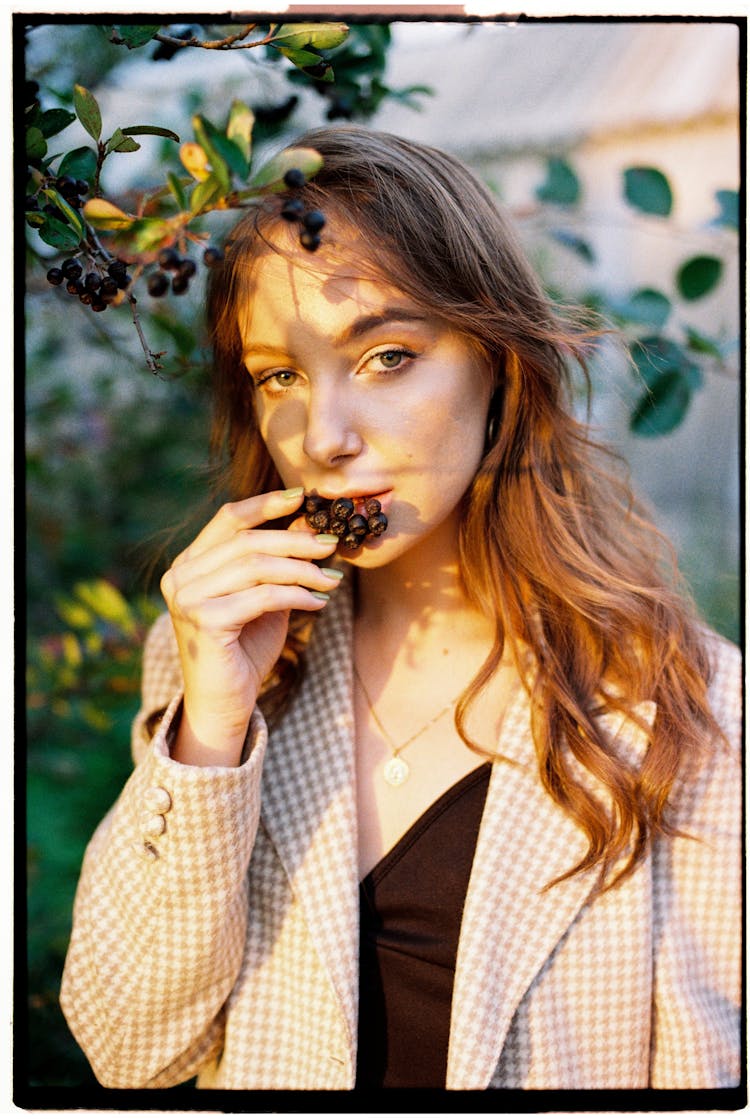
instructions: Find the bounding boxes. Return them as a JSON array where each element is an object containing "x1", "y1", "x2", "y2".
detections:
[
  {"x1": 175, "y1": 487, "x2": 306, "y2": 564},
  {"x1": 167, "y1": 554, "x2": 344, "y2": 610}
]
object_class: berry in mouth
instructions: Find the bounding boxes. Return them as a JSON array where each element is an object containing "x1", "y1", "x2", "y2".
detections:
[{"x1": 303, "y1": 494, "x2": 388, "y2": 548}]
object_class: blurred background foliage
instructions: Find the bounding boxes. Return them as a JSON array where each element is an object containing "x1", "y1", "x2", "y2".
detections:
[{"x1": 22, "y1": 17, "x2": 740, "y2": 1089}]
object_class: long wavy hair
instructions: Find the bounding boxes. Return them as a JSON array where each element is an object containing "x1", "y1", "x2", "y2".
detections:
[{"x1": 206, "y1": 125, "x2": 722, "y2": 891}]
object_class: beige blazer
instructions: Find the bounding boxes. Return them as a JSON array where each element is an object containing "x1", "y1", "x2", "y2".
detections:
[{"x1": 60, "y1": 577, "x2": 742, "y2": 1091}]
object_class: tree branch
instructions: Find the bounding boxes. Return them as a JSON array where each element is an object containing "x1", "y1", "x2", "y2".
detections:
[
  {"x1": 127, "y1": 294, "x2": 165, "y2": 374},
  {"x1": 151, "y1": 24, "x2": 283, "y2": 52}
]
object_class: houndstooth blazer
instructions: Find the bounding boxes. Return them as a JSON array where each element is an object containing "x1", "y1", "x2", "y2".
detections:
[{"x1": 60, "y1": 575, "x2": 742, "y2": 1091}]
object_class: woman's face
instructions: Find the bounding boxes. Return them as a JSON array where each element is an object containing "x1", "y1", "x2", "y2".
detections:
[{"x1": 237, "y1": 224, "x2": 493, "y2": 568}]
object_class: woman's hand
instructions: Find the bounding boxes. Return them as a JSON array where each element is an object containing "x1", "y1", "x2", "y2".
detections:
[{"x1": 160, "y1": 488, "x2": 341, "y2": 767}]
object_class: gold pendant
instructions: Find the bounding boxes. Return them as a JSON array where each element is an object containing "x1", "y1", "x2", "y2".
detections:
[{"x1": 383, "y1": 756, "x2": 410, "y2": 787}]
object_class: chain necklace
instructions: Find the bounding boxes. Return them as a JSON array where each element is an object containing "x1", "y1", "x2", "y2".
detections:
[{"x1": 353, "y1": 664, "x2": 462, "y2": 787}]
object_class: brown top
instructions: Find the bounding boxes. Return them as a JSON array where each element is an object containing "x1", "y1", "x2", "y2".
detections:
[{"x1": 356, "y1": 763, "x2": 492, "y2": 1089}]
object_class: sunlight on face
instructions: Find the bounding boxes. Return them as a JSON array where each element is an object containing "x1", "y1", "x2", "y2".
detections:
[{"x1": 238, "y1": 222, "x2": 493, "y2": 568}]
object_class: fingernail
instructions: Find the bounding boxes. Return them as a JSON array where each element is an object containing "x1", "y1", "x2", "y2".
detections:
[
  {"x1": 316, "y1": 534, "x2": 339, "y2": 544},
  {"x1": 320, "y1": 567, "x2": 344, "y2": 581},
  {"x1": 282, "y1": 486, "x2": 304, "y2": 498},
  {"x1": 310, "y1": 591, "x2": 330, "y2": 601}
]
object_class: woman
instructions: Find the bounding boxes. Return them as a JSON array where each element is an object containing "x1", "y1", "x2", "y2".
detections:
[{"x1": 60, "y1": 126, "x2": 741, "y2": 1092}]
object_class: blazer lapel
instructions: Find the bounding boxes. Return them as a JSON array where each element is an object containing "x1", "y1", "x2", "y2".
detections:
[
  {"x1": 259, "y1": 579, "x2": 360, "y2": 1061},
  {"x1": 447, "y1": 687, "x2": 657, "y2": 1090}
]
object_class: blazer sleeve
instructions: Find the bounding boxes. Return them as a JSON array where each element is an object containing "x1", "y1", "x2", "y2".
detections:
[
  {"x1": 60, "y1": 614, "x2": 269, "y2": 1089},
  {"x1": 650, "y1": 635, "x2": 742, "y2": 1088}
]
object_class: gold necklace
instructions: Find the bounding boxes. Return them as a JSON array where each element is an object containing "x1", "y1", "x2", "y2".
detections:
[{"x1": 353, "y1": 664, "x2": 462, "y2": 787}]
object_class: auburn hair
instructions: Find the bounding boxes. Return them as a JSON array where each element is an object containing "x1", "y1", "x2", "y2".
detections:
[{"x1": 205, "y1": 125, "x2": 722, "y2": 891}]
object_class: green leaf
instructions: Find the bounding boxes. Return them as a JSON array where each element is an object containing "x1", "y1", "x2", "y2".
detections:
[
  {"x1": 105, "y1": 128, "x2": 140, "y2": 154},
  {"x1": 276, "y1": 45, "x2": 334, "y2": 80},
  {"x1": 676, "y1": 255, "x2": 723, "y2": 301},
  {"x1": 130, "y1": 218, "x2": 172, "y2": 252},
  {"x1": 121, "y1": 124, "x2": 180, "y2": 143},
  {"x1": 57, "y1": 146, "x2": 98, "y2": 183},
  {"x1": 190, "y1": 173, "x2": 224, "y2": 215},
  {"x1": 269, "y1": 22, "x2": 348, "y2": 51},
  {"x1": 630, "y1": 335, "x2": 703, "y2": 391},
  {"x1": 26, "y1": 126, "x2": 47, "y2": 160},
  {"x1": 38, "y1": 216, "x2": 81, "y2": 251},
  {"x1": 548, "y1": 229, "x2": 595, "y2": 263},
  {"x1": 616, "y1": 287, "x2": 672, "y2": 329},
  {"x1": 684, "y1": 325, "x2": 724, "y2": 360},
  {"x1": 73, "y1": 580, "x2": 135, "y2": 633},
  {"x1": 623, "y1": 166, "x2": 673, "y2": 217},
  {"x1": 630, "y1": 371, "x2": 693, "y2": 436},
  {"x1": 226, "y1": 100, "x2": 255, "y2": 167},
  {"x1": 73, "y1": 84, "x2": 102, "y2": 142},
  {"x1": 41, "y1": 187, "x2": 85, "y2": 239},
  {"x1": 536, "y1": 157, "x2": 581, "y2": 206},
  {"x1": 192, "y1": 114, "x2": 230, "y2": 193},
  {"x1": 713, "y1": 189, "x2": 738, "y2": 231},
  {"x1": 166, "y1": 171, "x2": 187, "y2": 210},
  {"x1": 248, "y1": 146, "x2": 323, "y2": 192},
  {"x1": 38, "y1": 108, "x2": 76, "y2": 139},
  {"x1": 114, "y1": 24, "x2": 162, "y2": 49},
  {"x1": 200, "y1": 117, "x2": 248, "y2": 179}
]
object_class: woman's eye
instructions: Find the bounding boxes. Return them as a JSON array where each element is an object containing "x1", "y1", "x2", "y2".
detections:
[
  {"x1": 366, "y1": 348, "x2": 416, "y2": 373},
  {"x1": 256, "y1": 369, "x2": 298, "y2": 390}
]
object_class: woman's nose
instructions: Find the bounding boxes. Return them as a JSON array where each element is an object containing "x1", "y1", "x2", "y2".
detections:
[{"x1": 302, "y1": 387, "x2": 363, "y2": 467}]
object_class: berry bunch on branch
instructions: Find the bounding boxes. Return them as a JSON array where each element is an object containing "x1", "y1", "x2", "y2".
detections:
[{"x1": 25, "y1": 22, "x2": 349, "y2": 373}]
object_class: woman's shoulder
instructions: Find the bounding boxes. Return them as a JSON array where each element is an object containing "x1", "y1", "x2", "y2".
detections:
[{"x1": 702, "y1": 627, "x2": 741, "y2": 743}]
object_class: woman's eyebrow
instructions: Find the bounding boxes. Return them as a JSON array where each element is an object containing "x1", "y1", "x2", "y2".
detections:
[
  {"x1": 243, "y1": 307, "x2": 430, "y2": 363},
  {"x1": 334, "y1": 307, "x2": 429, "y2": 345}
]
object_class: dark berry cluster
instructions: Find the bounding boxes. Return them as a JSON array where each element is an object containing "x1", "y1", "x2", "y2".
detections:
[
  {"x1": 26, "y1": 174, "x2": 89, "y2": 220},
  {"x1": 45, "y1": 257, "x2": 131, "y2": 313},
  {"x1": 304, "y1": 494, "x2": 388, "y2": 551},
  {"x1": 281, "y1": 168, "x2": 326, "y2": 252},
  {"x1": 147, "y1": 244, "x2": 224, "y2": 298}
]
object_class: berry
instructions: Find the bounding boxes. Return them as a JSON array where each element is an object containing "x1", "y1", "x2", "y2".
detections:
[
  {"x1": 113, "y1": 271, "x2": 132, "y2": 290},
  {"x1": 283, "y1": 168, "x2": 306, "y2": 189},
  {"x1": 307, "y1": 509, "x2": 330, "y2": 532},
  {"x1": 203, "y1": 245, "x2": 224, "y2": 267},
  {"x1": 107, "y1": 259, "x2": 127, "y2": 278},
  {"x1": 347, "y1": 514, "x2": 368, "y2": 537},
  {"x1": 329, "y1": 518, "x2": 348, "y2": 536},
  {"x1": 75, "y1": 179, "x2": 89, "y2": 196},
  {"x1": 79, "y1": 290, "x2": 92, "y2": 305},
  {"x1": 100, "y1": 278, "x2": 119, "y2": 301},
  {"x1": 46, "y1": 267, "x2": 63, "y2": 286},
  {"x1": 61, "y1": 258, "x2": 82, "y2": 280},
  {"x1": 304, "y1": 494, "x2": 326, "y2": 514},
  {"x1": 302, "y1": 210, "x2": 326, "y2": 234},
  {"x1": 158, "y1": 247, "x2": 181, "y2": 271},
  {"x1": 330, "y1": 497, "x2": 354, "y2": 520},
  {"x1": 66, "y1": 279, "x2": 83, "y2": 295},
  {"x1": 178, "y1": 258, "x2": 197, "y2": 279},
  {"x1": 171, "y1": 273, "x2": 190, "y2": 295},
  {"x1": 281, "y1": 198, "x2": 305, "y2": 222},
  {"x1": 364, "y1": 497, "x2": 381, "y2": 516},
  {"x1": 84, "y1": 272, "x2": 101, "y2": 292},
  {"x1": 342, "y1": 532, "x2": 362, "y2": 551},
  {"x1": 147, "y1": 271, "x2": 169, "y2": 297},
  {"x1": 300, "y1": 230, "x2": 321, "y2": 252},
  {"x1": 304, "y1": 61, "x2": 329, "y2": 79},
  {"x1": 90, "y1": 299, "x2": 107, "y2": 312},
  {"x1": 367, "y1": 512, "x2": 388, "y2": 536}
]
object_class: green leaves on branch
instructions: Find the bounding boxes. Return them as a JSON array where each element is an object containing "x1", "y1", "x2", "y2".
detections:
[{"x1": 268, "y1": 22, "x2": 348, "y2": 81}]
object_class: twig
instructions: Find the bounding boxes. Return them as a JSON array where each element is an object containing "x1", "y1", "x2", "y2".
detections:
[
  {"x1": 151, "y1": 24, "x2": 281, "y2": 52},
  {"x1": 128, "y1": 294, "x2": 165, "y2": 374}
]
